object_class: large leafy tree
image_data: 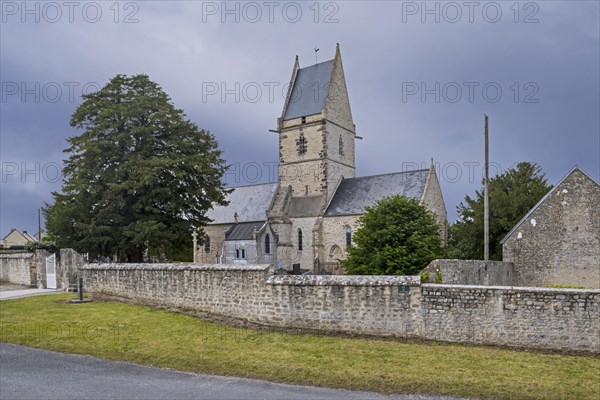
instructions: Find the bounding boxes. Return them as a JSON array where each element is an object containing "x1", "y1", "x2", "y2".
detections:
[
  {"x1": 341, "y1": 196, "x2": 443, "y2": 275},
  {"x1": 448, "y1": 162, "x2": 552, "y2": 260},
  {"x1": 45, "y1": 74, "x2": 229, "y2": 261}
]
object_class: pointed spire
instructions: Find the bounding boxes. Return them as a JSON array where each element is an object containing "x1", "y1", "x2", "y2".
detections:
[
  {"x1": 279, "y1": 54, "x2": 302, "y2": 127},
  {"x1": 334, "y1": 43, "x2": 341, "y2": 61},
  {"x1": 429, "y1": 158, "x2": 436, "y2": 174}
]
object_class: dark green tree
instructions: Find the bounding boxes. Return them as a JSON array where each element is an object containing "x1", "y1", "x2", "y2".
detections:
[
  {"x1": 341, "y1": 196, "x2": 443, "y2": 275},
  {"x1": 448, "y1": 162, "x2": 552, "y2": 260},
  {"x1": 44, "y1": 74, "x2": 229, "y2": 261}
]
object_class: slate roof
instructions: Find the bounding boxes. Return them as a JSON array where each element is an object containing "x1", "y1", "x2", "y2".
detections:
[
  {"x1": 500, "y1": 166, "x2": 599, "y2": 244},
  {"x1": 283, "y1": 60, "x2": 334, "y2": 120},
  {"x1": 206, "y1": 183, "x2": 277, "y2": 224},
  {"x1": 225, "y1": 222, "x2": 266, "y2": 241},
  {"x1": 324, "y1": 170, "x2": 429, "y2": 216},
  {"x1": 288, "y1": 195, "x2": 325, "y2": 218}
]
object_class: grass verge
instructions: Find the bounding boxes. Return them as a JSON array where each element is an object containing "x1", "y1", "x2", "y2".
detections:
[{"x1": 1, "y1": 294, "x2": 599, "y2": 399}]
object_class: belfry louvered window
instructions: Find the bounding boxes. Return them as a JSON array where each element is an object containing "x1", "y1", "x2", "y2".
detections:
[{"x1": 296, "y1": 133, "x2": 307, "y2": 155}]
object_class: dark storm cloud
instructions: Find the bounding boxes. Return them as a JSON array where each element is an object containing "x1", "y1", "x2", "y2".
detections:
[{"x1": 1, "y1": 0, "x2": 598, "y2": 236}]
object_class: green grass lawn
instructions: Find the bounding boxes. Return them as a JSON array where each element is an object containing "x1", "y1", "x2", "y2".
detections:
[{"x1": 1, "y1": 294, "x2": 598, "y2": 399}]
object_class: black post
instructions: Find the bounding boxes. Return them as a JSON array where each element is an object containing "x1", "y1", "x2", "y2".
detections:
[{"x1": 78, "y1": 276, "x2": 84, "y2": 301}]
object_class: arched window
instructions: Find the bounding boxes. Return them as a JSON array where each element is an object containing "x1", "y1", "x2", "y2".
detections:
[
  {"x1": 265, "y1": 234, "x2": 271, "y2": 254},
  {"x1": 339, "y1": 135, "x2": 344, "y2": 156},
  {"x1": 235, "y1": 247, "x2": 246, "y2": 259},
  {"x1": 345, "y1": 226, "x2": 352, "y2": 250},
  {"x1": 204, "y1": 235, "x2": 210, "y2": 253},
  {"x1": 298, "y1": 229, "x2": 303, "y2": 251}
]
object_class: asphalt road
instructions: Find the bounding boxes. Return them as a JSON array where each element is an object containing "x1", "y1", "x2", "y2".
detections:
[
  {"x1": 0, "y1": 289, "x2": 60, "y2": 301},
  {"x1": 0, "y1": 343, "x2": 463, "y2": 400}
]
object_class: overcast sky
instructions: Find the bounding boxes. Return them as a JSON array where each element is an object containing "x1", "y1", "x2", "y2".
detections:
[{"x1": 1, "y1": 0, "x2": 599, "y2": 236}]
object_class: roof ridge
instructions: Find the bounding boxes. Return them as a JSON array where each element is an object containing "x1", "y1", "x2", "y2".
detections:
[
  {"x1": 229, "y1": 221, "x2": 266, "y2": 226},
  {"x1": 347, "y1": 169, "x2": 429, "y2": 181},
  {"x1": 224, "y1": 181, "x2": 277, "y2": 190},
  {"x1": 299, "y1": 59, "x2": 334, "y2": 70}
]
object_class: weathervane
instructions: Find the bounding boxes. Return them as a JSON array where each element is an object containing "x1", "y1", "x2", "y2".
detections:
[{"x1": 314, "y1": 48, "x2": 319, "y2": 65}]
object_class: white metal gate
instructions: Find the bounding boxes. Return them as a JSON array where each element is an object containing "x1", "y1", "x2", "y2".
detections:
[{"x1": 46, "y1": 254, "x2": 57, "y2": 289}]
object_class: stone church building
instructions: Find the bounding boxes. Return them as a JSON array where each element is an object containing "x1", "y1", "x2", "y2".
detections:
[{"x1": 195, "y1": 45, "x2": 447, "y2": 273}]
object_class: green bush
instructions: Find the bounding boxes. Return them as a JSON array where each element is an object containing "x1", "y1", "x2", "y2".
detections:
[
  {"x1": 24, "y1": 241, "x2": 57, "y2": 253},
  {"x1": 341, "y1": 196, "x2": 443, "y2": 275}
]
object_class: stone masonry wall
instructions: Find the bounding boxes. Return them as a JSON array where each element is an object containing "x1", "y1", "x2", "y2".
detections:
[
  {"x1": 421, "y1": 166, "x2": 448, "y2": 244},
  {"x1": 279, "y1": 120, "x2": 327, "y2": 196},
  {"x1": 503, "y1": 169, "x2": 600, "y2": 288},
  {"x1": 197, "y1": 224, "x2": 230, "y2": 264},
  {"x1": 81, "y1": 263, "x2": 599, "y2": 353},
  {"x1": 320, "y1": 215, "x2": 360, "y2": 262},
  {"x1": 422, "y1": 259, "x2": 514, "y2": 286},
  {"x1": 417, "y1": 284, "x2": 598, "y2": 352},
  {"x1": 0, "y1": 253, "x2": 35, "y2": 285},
  {"x1": 59, "y1": 248, "x2": 84, "y2": 290},
  {"x1": 34, "y1": 249, "x2": 50, "y2": 289},
  {"x1": 289, "y1": 217, "x2": 319, "y2": 271}
]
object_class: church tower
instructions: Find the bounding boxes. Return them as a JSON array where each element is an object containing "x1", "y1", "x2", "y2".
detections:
[
  {"x1": 267, "y1": 44, "x2": 357, "y2": 271},
  {"x1": 276, "y1": 44, "x2": 357, "y2": 202}
]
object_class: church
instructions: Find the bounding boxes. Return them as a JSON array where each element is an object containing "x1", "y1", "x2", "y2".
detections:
[{"x1": 195, "y1": 45, "x2": 447, "y2": 274}]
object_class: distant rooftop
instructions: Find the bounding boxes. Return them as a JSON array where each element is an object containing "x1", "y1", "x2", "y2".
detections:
[
  {"x1": 205, "y1": 183, "x2": 277, "y2": 224},
  {"x1": 324, "y1": 170, "x2": 429, "y2": 216},
  {"x1": 283, "y1": 60, "x2": 334, "y2": 120}
]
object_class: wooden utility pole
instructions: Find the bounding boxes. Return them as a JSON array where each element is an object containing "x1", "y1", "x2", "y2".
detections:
[
  {"x1": 38, "y1": 208, "x2": 42, "y2": 240},
  {"x1": 484, "y1": 115, "x2": 490, "y2": 261}
]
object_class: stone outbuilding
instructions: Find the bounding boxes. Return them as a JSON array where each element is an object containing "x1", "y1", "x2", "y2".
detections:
[{"x1": 501, "y1": 166, "x2": 600, "y2": 288}]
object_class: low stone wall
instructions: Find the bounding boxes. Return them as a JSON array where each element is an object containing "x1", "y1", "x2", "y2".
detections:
[
  {"x1": 418, "y1": 284, "x2": 598, "y2": 352},
  {"x1": 422, "y1": 259, "x2": 514, "y2": 286},
  {"x1": 81, "y1": 263, "x2": 600, "y2": 353},
  {"x1": 0, "y1": 253, "x2": 35, "y2": 286}
]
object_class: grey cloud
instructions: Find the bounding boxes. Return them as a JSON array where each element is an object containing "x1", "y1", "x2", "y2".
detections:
[{"x1": 1, "y1": 0, "x2": 598, "y2": 235}]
